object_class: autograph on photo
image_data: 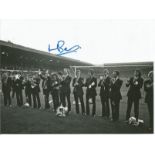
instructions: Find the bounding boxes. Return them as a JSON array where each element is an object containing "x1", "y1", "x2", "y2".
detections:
[{"x1": 48, "y1": 40, "x2": 81, "y2": 56}]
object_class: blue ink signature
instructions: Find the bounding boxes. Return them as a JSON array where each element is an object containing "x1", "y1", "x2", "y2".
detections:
[{"x1": 48, "y1": 40, "x2": 81, "y2": 56}]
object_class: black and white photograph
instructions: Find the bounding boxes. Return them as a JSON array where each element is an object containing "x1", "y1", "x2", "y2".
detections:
[
  {"x1": 0, "y1": 20, "x2": 154, "y2": 134},
  {"x1": 1, "y1": 1, "x2": 155, "y2": 155}
]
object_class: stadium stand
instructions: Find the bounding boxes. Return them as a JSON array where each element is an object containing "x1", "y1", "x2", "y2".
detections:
[{"x1": 0, "y1": 40, "x2": 92, "y2": 72}]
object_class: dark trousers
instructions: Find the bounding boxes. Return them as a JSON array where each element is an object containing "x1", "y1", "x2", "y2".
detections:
[
  {"x1": 100, "y1": 96, "x2": 110, "y2": 117},
  {"x1": 12, "y1": 89, "x2": 15, "y2": 98},
  {"x1": 32, "y1": 92, "x2": 41, "y2": 108},
  {"x1": 60, "y1": 92, "x2": 71, "y2": 112},
  {"x1": 3, "y1": 91, "x2": 11, "y2": 106},
  {"x1": 74, "y1": 94, "x2": 85, "y2": 114},
  {"x1": 111, "y1": 99, "x2": 120, "y2": 121},
  {"x1": 147, "y1": 101, "x2": 153, "y2": 129},
  {"x1": 16, "y1": 90, "x2": 23, "y2": 107},
  {"x1": 52, "y1": 90, "x2": 59, "y2": 111},
  {"x1": 43, "y1": 89, "x2": 50, "y2": 109},
  {"x1": 44, "y1": 93, "x2": 50, "y2": 109},
  {"x1": 86, "y1": 94, "x2": 96, "y2": 116},
  {"x1": 25, "y1": 92, "x2": 32, "y2": 106},
  {"x1": 126, "y1": 97, "x2": 139, "y2": 120}
]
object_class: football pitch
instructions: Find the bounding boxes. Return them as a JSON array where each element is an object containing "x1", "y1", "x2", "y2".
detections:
[{"x1": 0, "y1": 76, "x2": 152, "y2": 134}]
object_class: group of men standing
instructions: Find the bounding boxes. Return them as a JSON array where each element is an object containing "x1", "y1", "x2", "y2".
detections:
[
  {"x1": 1, "y1": 69, "x2": 73, "y2": 112},
  {"x1": 74, "y1": 69, "x2": 123, "y2": 121},
  {"x1": 1, "y1": 68, "x2": 153, "y2": 130}
]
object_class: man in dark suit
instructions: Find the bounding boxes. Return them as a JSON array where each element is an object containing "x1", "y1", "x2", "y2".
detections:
[
  {"x1": 31, "y1": 74, "x2": 41, "y2": 109},
  {"x1": 110, "y1": 71, "x2": 123, "y2": 121},
  {"x1": 11, "y1": 72, "x2": 16, "y2": 99},
  {"x1": 39, "y1": 70, "x2": 51, "y2": 109},
  {"x1": 98, "y1": 69, "x2": 111, "y2": 118},
  {"x1": 126, "y1": 70, "x2": 144, "y2": 122},
  {"x1": 24, "y1": 75, "x2": 32, "y2": 107},
  {"x1": 72, "y1": 70, "x2": 85, "y2": 115},
  {"x1": 59, "y1": 69, "x2": 72, "y2": 112},
  {"x1": 51, "y1": 73, "x2": 60, "y2": 111},
  {"x1": 85, "y1": 69, "x2": 97, "y2": 117},
  {"x1": 144, "y1": 71, "x2": 153, "y2": 131},
  {"x1": 2, "y1": 72, "x2": 12, "y2": 106},
  {"x1": 14, "y1": 73, "x2": 24, "y2": 107}
]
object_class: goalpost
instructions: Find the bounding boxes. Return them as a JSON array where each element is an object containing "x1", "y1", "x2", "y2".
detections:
[
  {"x1": 70, "y1": 65, "x2": 105, "y2": 77},
  {"x1": 70, "y1": 63, "x2": 152, "y2": 77}
]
